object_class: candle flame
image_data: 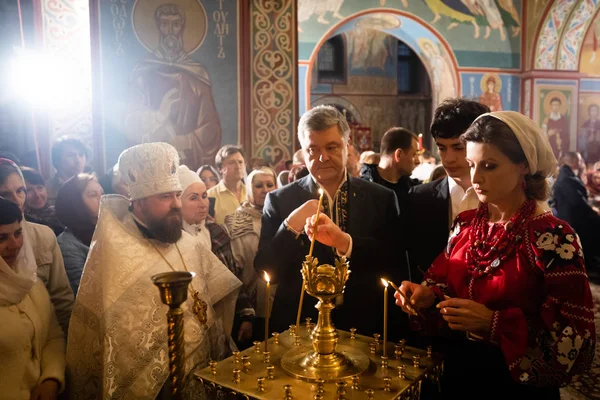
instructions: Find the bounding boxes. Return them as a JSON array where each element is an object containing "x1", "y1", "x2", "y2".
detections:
[
  {"x1": 418, "y1": 133, "x2": 423, "y2": 138},
  {"x1": 381, "y1": 278, "x2": 389, "y2": 287},
  {"x1": 263, "y1": 271, "x2": 270, "y2": 283},
  {"x1": 318, "y1": 188, "x2": 324, "y2": 195}
]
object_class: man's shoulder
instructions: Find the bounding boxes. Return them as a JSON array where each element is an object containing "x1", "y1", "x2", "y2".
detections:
[
  {"x1": 359, "y1": 163, "x2": 378, "y2": 182},
  {"x1": 270, "y1": 176, "x2": 311, "y2": 199},
  {"x1": 350, "y1": 177, "x2": 396, "y2": 200},
  {"x1": 409, "y1": 177, "x2": 446, "y2": 196}
]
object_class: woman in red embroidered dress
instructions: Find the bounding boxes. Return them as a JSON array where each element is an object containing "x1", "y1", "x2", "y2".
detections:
[{"x1": 396, "y1": 111, "x2": 595, "y2": 399}]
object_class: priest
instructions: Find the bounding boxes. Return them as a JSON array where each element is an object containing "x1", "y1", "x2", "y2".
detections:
[{"x1": 67, "y1": 143, "x2": 241, "y2": 399}]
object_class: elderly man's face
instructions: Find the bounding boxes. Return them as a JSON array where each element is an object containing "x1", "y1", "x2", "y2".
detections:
[
  {"x1": 158, "y1": 15, "x2": 184, "y2": 37},
  {"x1": 302, "y1": 126, "x2": 348, "y2": 186}
]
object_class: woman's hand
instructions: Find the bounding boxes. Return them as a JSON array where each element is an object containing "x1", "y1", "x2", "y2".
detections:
[
  {"x1": 437, "y1": 298, "x2": 493, "y2": 333},
  {"x1": 237, "y1": 321, "x2": 253, "y2": 342},
  {"x1": 30, "y1": 379, "x2": 59, "y2": 400},
  {"x1": 394, "y1": 281, "x2": 435, "y2": 314},
  {"x1": 305, "y1": 214, "x2": 351, "y2": 254}
]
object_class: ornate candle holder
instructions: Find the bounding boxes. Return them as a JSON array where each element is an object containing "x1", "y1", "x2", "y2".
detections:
[
  {"x1": 280, "y1": 255, "x2": 369, "y2": 382},
  {"x1": 151, "y1": 271, "x2": 195, "y2": 400}
]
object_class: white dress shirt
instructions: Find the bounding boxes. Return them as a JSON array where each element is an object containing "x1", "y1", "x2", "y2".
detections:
[{"x1": 448, "y1": 177, "x2": 479, "y2": 228}]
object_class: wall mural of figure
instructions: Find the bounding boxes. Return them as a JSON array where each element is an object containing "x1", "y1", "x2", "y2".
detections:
[
  {"x1": 579, "y1": 101, "x2": 600, "y2": 164},
  {"x1": 347, "y1": 16, "x2": 399, "y2": 71},
  {"x1": 541, "y1": 91, "x2": 571, "y2": 160},
  {"x1": 424, "y1": 0, "x2": 520, "y2": 40},
  {"x1": 479, "y1": 73, "x2": 503, "y2": 111},
  {"x1": 298, "y1": 0, "x2": 344, "y2": 30},
  {"x1": 418, "y1": 37, "x2": 456, "y2": 106},
  {"x1": 125, "y1": 1, "x2": 221, "y2": 171}
]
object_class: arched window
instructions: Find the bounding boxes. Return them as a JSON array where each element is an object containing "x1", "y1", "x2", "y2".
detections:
[
  {"x1": 317, "y1": 35, "x2": 345, "y2": 83},
  {"x1": 397, "y1": 42, "x2": 422, "y2": 94}
]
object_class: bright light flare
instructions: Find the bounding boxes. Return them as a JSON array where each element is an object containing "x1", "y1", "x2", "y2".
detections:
[
  {"x1": 6, "y1": 50, "x2": 89, "y2": 110},
  {"x1": 263, "y1": 271, "x2": 271, "y2": 283},
  {"x1": 381, "y1": 278, "x2": 389, "y2": 288}
]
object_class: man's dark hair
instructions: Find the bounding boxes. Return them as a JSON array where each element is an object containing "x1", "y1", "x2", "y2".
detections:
[
  {"x1": 430, "y1": 98, "x2": 490, "y2": 140},
  {"x1": 421, "y1": 150, "x2": 433, "y2": 159},
  {"x1": 155, "y1": 3, "x2": 185, "y2": 25},
  {"x1": 0, "y1": 197, "x2": 23, "y2": 225},
  {"x1": 562, "y1": 151, "x2": 580, "y2": 165},
  {"x1": 20, "y1": 167, "x2": 45, "y2": 186},
  {"x1": 380, "y1": 127, "x2": 417, "y2": 155},
  {"x1": 550, "y1": 97, "x2": 561, "y2": 105},
  {"x1": 51, "y1": 136, "x2": 88, "y2": 170},
  {"x1": 215, "y1": 145, "x2": 246, "y2": 170}
]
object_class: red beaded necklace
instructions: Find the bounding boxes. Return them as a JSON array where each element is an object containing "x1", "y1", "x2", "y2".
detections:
[{"x1": 466, "y1": 198, "x2": 536, "y2": 279}]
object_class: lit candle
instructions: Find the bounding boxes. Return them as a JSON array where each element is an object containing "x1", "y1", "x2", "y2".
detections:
[
  {"x1": 381, "y1": 278, "x2": 389, "y2": 357},
  {"x1": 263, "y1": 271, "x2": 271, "y2": 352},
  {"x1": 418, "y1": 133, "x2": 423, "y2": 150},
  {"x1": 308, "y1": 189, "x2": 325, "y2": 258}
]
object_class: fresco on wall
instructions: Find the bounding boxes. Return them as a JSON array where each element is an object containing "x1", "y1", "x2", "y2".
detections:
[
  {"x1": 460, "y1": 72, "x2": 519, "y2": 112},
  {"x1": 347, "y1": 15, "x2": 399, "y2": 73},
  {"x1": 578, "y1": 94, "x2": 600, "y2": 164},
  {"x1": 417, "y1": 37, "x2": 456, "y2": 106},
  {"x1": 580, "y1": 13, "x2": 600, "y2": 76},
  {"x1": 478, "y1": 73, "x2": 503, "y2": 111},
  {"x1": 535, "y1": 86, "x2": 576, "y2": 160},
  {"x1": 94, "y1": 0, "x2": 238, "y2": 170},
  {"x1": 297, "y1": 0, "x2": 522, "y2": 69}
]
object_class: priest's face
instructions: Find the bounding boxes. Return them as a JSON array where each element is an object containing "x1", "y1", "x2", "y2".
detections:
[
  {"x1": 0, "y1": 221, "x2": 24, "y2": 268},
  {"x1": 137, "y1": 192, "x2": 183, "y2": 244},
  {"x1": 302, "y1": 125, "x2": 348, "y2": 187},
  {"x1": 181, "y1": 182, "x2": 209, "y2": 225}
]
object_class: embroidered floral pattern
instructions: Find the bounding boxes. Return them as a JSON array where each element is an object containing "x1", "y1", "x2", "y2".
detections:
[
  {"x1": 534, "y1": 225, "x2": 583, "y2": 270},
  {"x1": 556, "y1": 326, "x2": 584, "y2": 372}
]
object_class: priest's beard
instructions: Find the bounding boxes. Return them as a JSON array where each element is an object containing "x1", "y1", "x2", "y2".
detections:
[
  {"x1": 145, "y1": 208, "x2": 183, "y2": 244},
  {"x1": 159, "y1": 34, "x2": 184, "y2": 62}
]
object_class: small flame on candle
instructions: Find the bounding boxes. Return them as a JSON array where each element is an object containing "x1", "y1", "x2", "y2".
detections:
[
  {"x1": 318, "y1": 188, "x2": 324, "y2": 195},
  {"x1": 263, "y1": 271, "x2": 271, "y2": 283},
  {"x1": 381, "y1": 278, "x2": 389, "y2": 287}
]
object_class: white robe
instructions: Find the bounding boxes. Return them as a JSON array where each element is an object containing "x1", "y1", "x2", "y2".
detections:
[{"x1": 66, "y1": 195, "x2": 241, "y2": 399}]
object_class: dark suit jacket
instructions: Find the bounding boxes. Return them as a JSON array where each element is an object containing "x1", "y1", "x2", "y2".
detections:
[
  {"x1": 553, "y1": 165, "x2": 600, "y2": 269},
  {"x1": 406, "y1": 177, "x2": 451, "y2": 282},
  {"x1": 255, "y1": 175, "x2": 407, "y2": 339}
]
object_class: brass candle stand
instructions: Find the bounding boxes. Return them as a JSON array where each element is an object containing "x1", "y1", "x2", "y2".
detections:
[
  {"x1": 280, "y1": 255, "x2": 370, "y2": 382},
  {"x1": 151, "y1": 271, "x2": 195, "y2": 400},
  {"x1": 194, "y1": 256, "x2": 444, "y2": 399}
]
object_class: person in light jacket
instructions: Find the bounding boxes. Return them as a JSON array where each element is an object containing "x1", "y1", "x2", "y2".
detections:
[
  {"x1": 0, "y1": 159, "x2": 74, "y2": 335},
  {"x1": 0, "y1": 198, "x2": 66, "y2": 400}
]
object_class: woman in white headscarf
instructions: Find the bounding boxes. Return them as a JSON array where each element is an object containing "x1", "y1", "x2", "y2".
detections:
[
  {"x1": 396, "y1": 112, "x2": 594, "y2": 399},
  {"x1": 224, "y1": 167, "x2": 277, "y2": 323},
  {"x1": 0, "y1": 198, "x2": 66, "y2": 400},
  {"x1": 0, "y1": 159, "x2": 74, "y2": 335}
]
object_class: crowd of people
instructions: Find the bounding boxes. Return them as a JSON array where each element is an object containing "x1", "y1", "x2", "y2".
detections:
[{"x1": 0, "y1": 97, "x2": 598, "y2": 399}]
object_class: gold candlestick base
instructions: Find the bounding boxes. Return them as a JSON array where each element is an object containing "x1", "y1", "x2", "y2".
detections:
[
  {"x1": 151, "y1": 271, "x2": 195, "y2": 400},
  {"x1": 280, "y1": 256, "x2": 369, "y2": 382}
]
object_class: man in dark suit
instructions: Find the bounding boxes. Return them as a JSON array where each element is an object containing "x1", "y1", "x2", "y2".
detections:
[
  {"x1": 407, "y1": 99, "x2": 489, "y2": 282},
  {"x1": 553, "y1": 152, "x2": 600, "y2": 276},
  {"x1": 256, "y1": 105, "x2": 406, "y2": 340}
]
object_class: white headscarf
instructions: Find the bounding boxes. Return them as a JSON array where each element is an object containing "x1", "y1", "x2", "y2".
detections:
[
  {"x1": 473, "y1": 111, "x2": 558, "y2": 178},
  {"x1": 246, "y1": 167, "x2": 277, "y2": 206},
  {"x1": 0, "y1": 222, "x2": 37, "y2": 305}
]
